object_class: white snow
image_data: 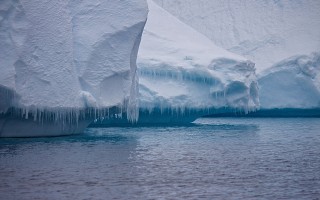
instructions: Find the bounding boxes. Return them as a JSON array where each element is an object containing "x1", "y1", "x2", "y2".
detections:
[
  {"x1": 0, "y1": 0, "x2": 147, "y2": 137},
  {"x1": 137, "y1": 0, "x2": 259, "y2": 116},
  {"x1": 153, "y1": 0, "x2": 320, "y2": 110}
]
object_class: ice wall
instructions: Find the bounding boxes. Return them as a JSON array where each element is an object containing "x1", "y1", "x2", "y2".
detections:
[
  {"x1": 0, "y1": 0, "x2": 148, "y2": 137},
  {"x1": 90, "y1": 0, "x2": 259, "y2": 126},
  {"x1": 138, "y1": 0, "x2": 259, "y2": 114},
  {"x1": 0, "y1": 0, "x2": 81, "y2": 109},
  {"x1": 258, "y1": 53, "x2": 320, "y2": 109},
  {"x1": 153, "y1": 0, "x2": 320, "y2": 111},
  {"x1": 98, "y1": 0, "x2": 258, "y2": 125},
  {"x1": 153, "y1": 0, "x2": 320, "y2": 73},
  {"x1": 69, "y1": 0, "x2": 147, "y2": 122}
]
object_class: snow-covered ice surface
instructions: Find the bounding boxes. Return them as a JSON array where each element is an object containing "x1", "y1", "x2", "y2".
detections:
[
  {"x1": 92, "y1": 0, "x2": 259, "y2": 126},
  {"x1": 153, "y1": 0, "x2": 320, "y2": 73},
  {"x1": 153, "y1": 0, "x2": 320, "y2": 114},
  {"x1": 0, "y1": 0, "x2": 147, "y2": 137}
]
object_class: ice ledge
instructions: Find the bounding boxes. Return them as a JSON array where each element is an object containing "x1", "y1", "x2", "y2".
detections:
[{"x1": 0, "y1": 106, "x2": 132, "y2": 137}]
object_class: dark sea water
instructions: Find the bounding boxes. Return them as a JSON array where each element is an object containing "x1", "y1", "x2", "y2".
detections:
[{"x1": 0, "y1": 118, "x2": 320, "y2": 200}]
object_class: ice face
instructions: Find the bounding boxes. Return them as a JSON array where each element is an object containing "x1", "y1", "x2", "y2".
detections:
[
  {"x1": 91, "y1": 0, "x2": 259, "y2": 126},
  {"x1": 153, "y1": 0, "x2": 320, "y2": 73},
  {"x1": 153, "y1": 0, "x2": 320, "y2": 111},
  {"x1": 0, "y1": 0, "x2": 148, "y2": 137},
  {"x1": 258, "y1": 53, "x2": 320, "y2": 109},
  {"x1": 69, "y1": 0, "x2": 147, "y2": 122},
  {"x1": 137, "y1": 0, "x2": 259, "y2": 113}
]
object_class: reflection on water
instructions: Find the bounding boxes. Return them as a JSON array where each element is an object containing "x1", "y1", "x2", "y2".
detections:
[{"x1": 0, "y1": 118, "x2": 320, "y2": 199}]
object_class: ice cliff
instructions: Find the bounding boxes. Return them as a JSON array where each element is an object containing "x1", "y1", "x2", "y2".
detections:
[
  {"x1": 92, "y1": 0, "x2": 259, "y2": 126},
  {"x1": 0, "y1": 0, "x2": 148, "y2": 137},
  {"x1": 153, "y1": 0, "x2": 320, "y2": 113},
  {"x1": 138, "y1": 0, "x2": 259, "y2": 114}
]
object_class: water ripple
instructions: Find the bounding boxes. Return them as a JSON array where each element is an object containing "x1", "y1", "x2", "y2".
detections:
[{"x1": 0, "y1": 118, "x2": 320, "y2": 199}]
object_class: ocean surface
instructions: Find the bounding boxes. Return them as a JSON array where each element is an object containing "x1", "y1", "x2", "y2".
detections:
[{"x1": 1, "y1": 118, "x2": 320, "y2": 199}]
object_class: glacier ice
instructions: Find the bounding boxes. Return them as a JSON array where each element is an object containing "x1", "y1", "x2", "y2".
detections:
[
  {"x1": 153, "y1": 0, "x2": 320, "y2": 114},
  {"x1": 258, "y1": 53, "x2": 320, "y2": 109},
  {"x1": 4, "y1": 0, "x2": 311, "y2": 135},
  {"x1": 0, "y1": 0, "x2": 148, "y2": 137},
  {"x1": 91, "y1": 0, "x2": 259, "y2": 126},
  {"x1": 138, "y1": 0, "x2": 259, "y2": 113},
  {"x1": 153, "y1": 0, "x2": 320, "y2": 73}
]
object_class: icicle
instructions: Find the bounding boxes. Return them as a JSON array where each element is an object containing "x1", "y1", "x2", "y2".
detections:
[{"x1": 33, "y1": 108, "x2": 37, "y2": 121}]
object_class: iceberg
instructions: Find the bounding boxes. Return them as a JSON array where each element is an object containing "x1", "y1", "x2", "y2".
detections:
[
  {"x1": 259, "y1": 53, "x2": 320, "y2": 109},
  {"x1": 91, "y1": 0, "x2": 259, "y2": 126},
  {"x1": 0, "y1": 0, "x2": 148, "y2": 137},
  {"x1": 253, "y1": 53, "x2": 320, "y2": 116},
  {"x1": 153, "y1": 0, "x2": 320, "y2": 115}
]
